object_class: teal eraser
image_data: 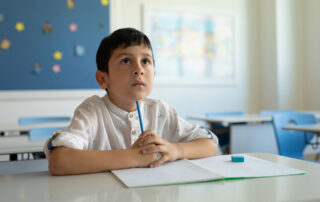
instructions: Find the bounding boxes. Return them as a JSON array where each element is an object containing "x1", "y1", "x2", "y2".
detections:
[{"x1": 231, "y1": 155, "x2": 244, "y2": 162}]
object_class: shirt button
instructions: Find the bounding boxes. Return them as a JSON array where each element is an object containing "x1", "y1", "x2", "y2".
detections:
[
  {"x1": 129, "y1": 113, "x2": 134, "y2": 119},
  {"x1": 131, "y1": 130, "x2": 137, "y2": 135}
]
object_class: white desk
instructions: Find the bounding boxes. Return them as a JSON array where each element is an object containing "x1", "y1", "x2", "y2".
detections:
[
  {"x1": 282, "y1": 124, "x2": 320, "y2": 134},
  {"x1": 1, "y1": 153, "x2": 320, "y2": 202},
  {"x1": 0, "y1": 122, "x2": 69, "y2": 160},
  {"x1": 0, "y1": 136, "x2": 45, "y2": 155},
  {"x1": 188, "y1": 114, "x2": 278, "y2": 154},
  {"x1": 188, "y1": 114, "x2": 272, "y2": 127},
  {"x1": 282, "y1": 124, "x2": 320, "y2": 155},
  {"x1": 0, "y1": 122, "x2": 69, "y2": 135},
  {"x1": 0, "y1": 159, "x2": 48, "y2": 175},
  {"x1": 189, "y1": 111, "x2": 320, "y2": 126}
]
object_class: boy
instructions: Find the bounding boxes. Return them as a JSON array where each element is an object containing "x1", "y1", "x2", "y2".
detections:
[{"x1": 44, "y1": 28, "x2": 218, "y2": 175}]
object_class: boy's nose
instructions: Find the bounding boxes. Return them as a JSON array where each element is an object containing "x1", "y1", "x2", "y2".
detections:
[
  {"x1": 133, "y1": 64, "x2": 144, "y2": 76},
  {"x1": 133, "y1": 71, "x2": 144, "y2": 76}
]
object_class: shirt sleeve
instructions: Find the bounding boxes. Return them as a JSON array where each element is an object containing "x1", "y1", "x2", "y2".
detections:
[
  {"x1": 161, "y1": 101, "x2": 218, "y2": 145},
  {"x1": 43, "y1": 102, "x2": 97, "y2": 160},
  {"x1": 174, "y1": 115, "x2": 218, "y2": 144}
]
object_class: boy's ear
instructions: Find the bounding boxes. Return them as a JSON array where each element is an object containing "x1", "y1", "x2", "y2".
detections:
[{"x1": 95, "y1": 70, "x2": 109, "y2": 89}]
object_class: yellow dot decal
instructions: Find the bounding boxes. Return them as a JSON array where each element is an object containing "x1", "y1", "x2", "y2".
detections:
[
  {"x1": 15, "y1": 22, "x2": 25, "y2": 32},
  {"x1": 53, "y1": 51, "x2": 63, "y2": 60},
  {"x1": 101, "y1": 0, "x2": 108, "y2": 6}
]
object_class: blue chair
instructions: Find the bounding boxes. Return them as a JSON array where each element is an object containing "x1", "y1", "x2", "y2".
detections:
[
  {"x1": 272, "y1": 113, "x2": 318, "y2": 162},
  {"x1": 260, "y1": 110, "x2": 295, "y2": 115},
  {"x1": 206, "y1": 112, "x2": 244, "y2": 154},
  {"x1": 19, "y1": 116, "x2": 71, "y2": 125},
  {"x1": 260, "y1": 110, "x2": 296, "y2": 124}
]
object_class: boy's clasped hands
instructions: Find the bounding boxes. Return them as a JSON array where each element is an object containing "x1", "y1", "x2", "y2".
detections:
[{"x1": 131, "y1": 130, "x2": 181, "y2": 168}]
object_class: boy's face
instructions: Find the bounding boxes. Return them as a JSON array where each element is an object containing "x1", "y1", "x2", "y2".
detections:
[{"x1": 97, "y1": 45, "x2": 154, "y2": 109}]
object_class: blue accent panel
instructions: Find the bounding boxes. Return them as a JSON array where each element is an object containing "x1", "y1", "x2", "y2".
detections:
[
  {"x1": 19, "y1": 116, "x2": 71, "y2": 125},
  {"x1": 272, "y1": 112, "x2": 319, "y2": 163},
  {"x1": 0, "y1": 0, "x2": 110, "y2": 90},
  {"x1": 29, "y1": 127, "x2": 65, "y2": 141},
  {"x1": 206, "y1": 111, "x2": 244, "y2": 117}
]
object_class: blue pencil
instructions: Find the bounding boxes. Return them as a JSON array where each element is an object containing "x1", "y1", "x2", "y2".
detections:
[{"x1": 136, "y1": 100, "x2": 144, "y2": 133}]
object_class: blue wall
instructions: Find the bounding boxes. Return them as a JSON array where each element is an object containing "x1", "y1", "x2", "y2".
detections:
[{"x1": 0, "y1": 0, "x2": 109, "y2": 90}]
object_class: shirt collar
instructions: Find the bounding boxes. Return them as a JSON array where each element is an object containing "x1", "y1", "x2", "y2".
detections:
[{"x1": 103, "y1": 94, "x2": 143, "y2": 119}]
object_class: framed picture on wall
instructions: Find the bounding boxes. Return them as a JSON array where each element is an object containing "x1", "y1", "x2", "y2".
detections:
[{"x1": 143, "y1": 5, "x2": 237, "y2": 86}]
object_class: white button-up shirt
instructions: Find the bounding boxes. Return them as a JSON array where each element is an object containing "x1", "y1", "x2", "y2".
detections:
[{"x1": 44, "y1": 95, "x2": 218, "y2": 159}]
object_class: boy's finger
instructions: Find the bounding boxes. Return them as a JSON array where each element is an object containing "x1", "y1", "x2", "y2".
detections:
[
  {"x1": 140, "y1": 136, "x2": 163, "y2": 147},
  {"x1": 139, "y1": 130, "x2": 154, "y2": 138},
  {"x1": 139, "y1": 135, "x2": 153, "y2": 145},
  {"x1": 150, "y1": 155, "x2": 167, "y2": 168},
  {"x1": 143, "y1": 145, "x2": 166, "y2": 155},
  {"x1": 154, "y1": 145, "x2": 166, "y2": 153},
  {"x1": 141, "y1": 144, "x2": 157, "y2": 154}
]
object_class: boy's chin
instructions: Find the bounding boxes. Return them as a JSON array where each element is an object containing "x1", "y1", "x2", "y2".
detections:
[
  {"x1": 130, "y1": 93, "x2": 149, "y2": 101},
  {"x1": 132, "y1": 95, "x2": 147, "y2": 101}
]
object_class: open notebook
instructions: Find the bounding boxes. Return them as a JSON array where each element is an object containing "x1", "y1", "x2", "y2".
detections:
[{"x1": 111, "y1": 154, "x2": 306, "y2": 188}]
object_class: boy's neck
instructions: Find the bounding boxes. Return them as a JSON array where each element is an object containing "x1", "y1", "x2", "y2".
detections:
[{"x1": 107, "y1": 94, "x2": 138, "y2": 112}]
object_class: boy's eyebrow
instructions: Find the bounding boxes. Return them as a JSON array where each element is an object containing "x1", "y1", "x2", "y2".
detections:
[{"x1": 115, "y1": 52, "x2": 153, "y2": 58}]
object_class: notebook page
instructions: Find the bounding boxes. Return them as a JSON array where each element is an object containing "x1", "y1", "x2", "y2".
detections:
[
  {"x1": 112, "y1": 159, "x2": 222, "y2": 188},
  {"x1": 190, "y1": 155, "x2": 306, "y2": 179}
]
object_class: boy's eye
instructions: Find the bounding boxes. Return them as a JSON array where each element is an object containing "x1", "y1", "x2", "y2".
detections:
[
  {"x1": 142, "y1": 58, "x2": 151, "y2": 65},
  {"x1": 121, "y1": 58, "x2": 130, "y2": 64}
]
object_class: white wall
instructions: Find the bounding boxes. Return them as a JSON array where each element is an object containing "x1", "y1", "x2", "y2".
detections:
[
  {"x1": 258, "y1": 0, "x2": 279, "y2": 110},
  {"x1": 0, "y1": 0, "x2": 319, "y2": 125},
  {"x1": 276, "y1": 0, "x2": 305, "y2": 110},
  {"x1": 0, "y1": 90, "x2": 104, "y2": 123},
  {"x1": 110, "y1": 0, "x2": 261, "y2": 119},
  {"x1": 304, "y1": 0, "x2": 320, "y2": 110},
  {"x1": 259, "y1": 0, "x2": 313, "y2": 111}
]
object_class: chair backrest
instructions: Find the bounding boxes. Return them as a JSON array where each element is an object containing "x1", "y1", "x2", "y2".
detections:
[
  {"x1": 19, "y1": 116, "x2": 71, "y2": 125},
  {"x1": 260, "y1": 110, "x2": 295, "y2": 115},
  {"x1": 272, "y1": 113, "x2": 317, "y2": 160},
  {"x1": 29, "y1": 127, "x2": 66, "y2": 141},
  {"x1": 206, "y1": 111, "x2": 244, "y2": 117}
]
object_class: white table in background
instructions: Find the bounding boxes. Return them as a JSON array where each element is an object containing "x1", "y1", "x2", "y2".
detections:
[
  {"x1": 188, "y1": 114, "x2": 272, "y2": 126},
  {"x1": 1, "y1": 153, "x2": 320, "y2": 202},
  {"x1": 188, "y1": 114, "x2": 278, "y2": 154},
  {"x1": 282, "y1": 124, "x2": 320, "y2": 134},
  {"x1": 0, "y1": 122, "x2": 69, "y2": 160},
  {"x1": 0, "y1": 122, "x2": 69, "y2": 135}
]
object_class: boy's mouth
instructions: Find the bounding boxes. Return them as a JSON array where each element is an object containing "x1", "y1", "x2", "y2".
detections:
[{"x1": 132, "y1": 81, "x2": 145, "y2": 87}]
